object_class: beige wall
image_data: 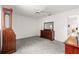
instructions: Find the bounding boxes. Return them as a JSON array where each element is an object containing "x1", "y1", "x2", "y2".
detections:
[
  {"x1": 12, "y1": 14, "x2": 40, "y2": 39},
  {"x1": 39, "y1": 8, "x2": 79, "y2": 42}
]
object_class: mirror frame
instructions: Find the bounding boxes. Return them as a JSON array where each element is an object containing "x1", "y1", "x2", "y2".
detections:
[
  {"x1": 44, "y1": 22, "x2": 54, "y2": 30},
  {"x1": 2, "y1": 8, "x2": 13, "y2": 29},
  {"x1": 4, "y1": 13, "x2": 10, "y2": 28}
]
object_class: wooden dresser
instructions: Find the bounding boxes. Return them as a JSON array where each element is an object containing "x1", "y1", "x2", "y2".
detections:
[
  {"x1": 65, "y1": 44, "x2": 79, "y2": 54},
  {"x1": 65, "y1": 36, "x2": 79, "y2": 54},
  {"x1": 40, "y1": 29, "x2": 54, "y2": 41}
]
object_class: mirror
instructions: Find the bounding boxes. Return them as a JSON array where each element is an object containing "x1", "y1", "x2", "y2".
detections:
[
  {"x1": 4, "y1": 13, "x2": 10, "y2": 28},
  {"x1": 44, "y1": 22, "x2": 54, "y2": 30},
  {"x1": 67, "y1": 15, "x2": 79, "y2": 35},
  {"x1": 67, "y1": 15, "x2": 79, "y2": 46}
]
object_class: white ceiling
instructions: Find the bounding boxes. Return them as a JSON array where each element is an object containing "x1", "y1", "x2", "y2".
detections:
[{"x1": 3, "y1": 5, "x2": 79, "y2": 19}]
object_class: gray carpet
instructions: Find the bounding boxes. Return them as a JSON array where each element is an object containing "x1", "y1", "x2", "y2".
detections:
[{"x1": 14, "y1": 36, "x2": 64, "y2": 54}]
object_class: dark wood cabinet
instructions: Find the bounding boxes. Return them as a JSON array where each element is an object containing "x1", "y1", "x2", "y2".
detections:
[
  {"x1": 40, "y1": 29, "x2": 54, "y2": 41},
  {"x1": 2, "y1": 28, "x2": 16, "y2": 54},
  {"x1": 65, "y1": 44, "x2": 79, "y2": 54},
  {"x1": 65, "y1": 36, "x2": 79, "y2": 54},
  {"x1": 1, "y1": 8, "x2": 16, "y2": 54}
]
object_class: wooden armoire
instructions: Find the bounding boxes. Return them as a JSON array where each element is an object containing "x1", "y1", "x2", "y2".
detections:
[{"x1": 1, "y1": 8, "x2": 16, "y2": 54}]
